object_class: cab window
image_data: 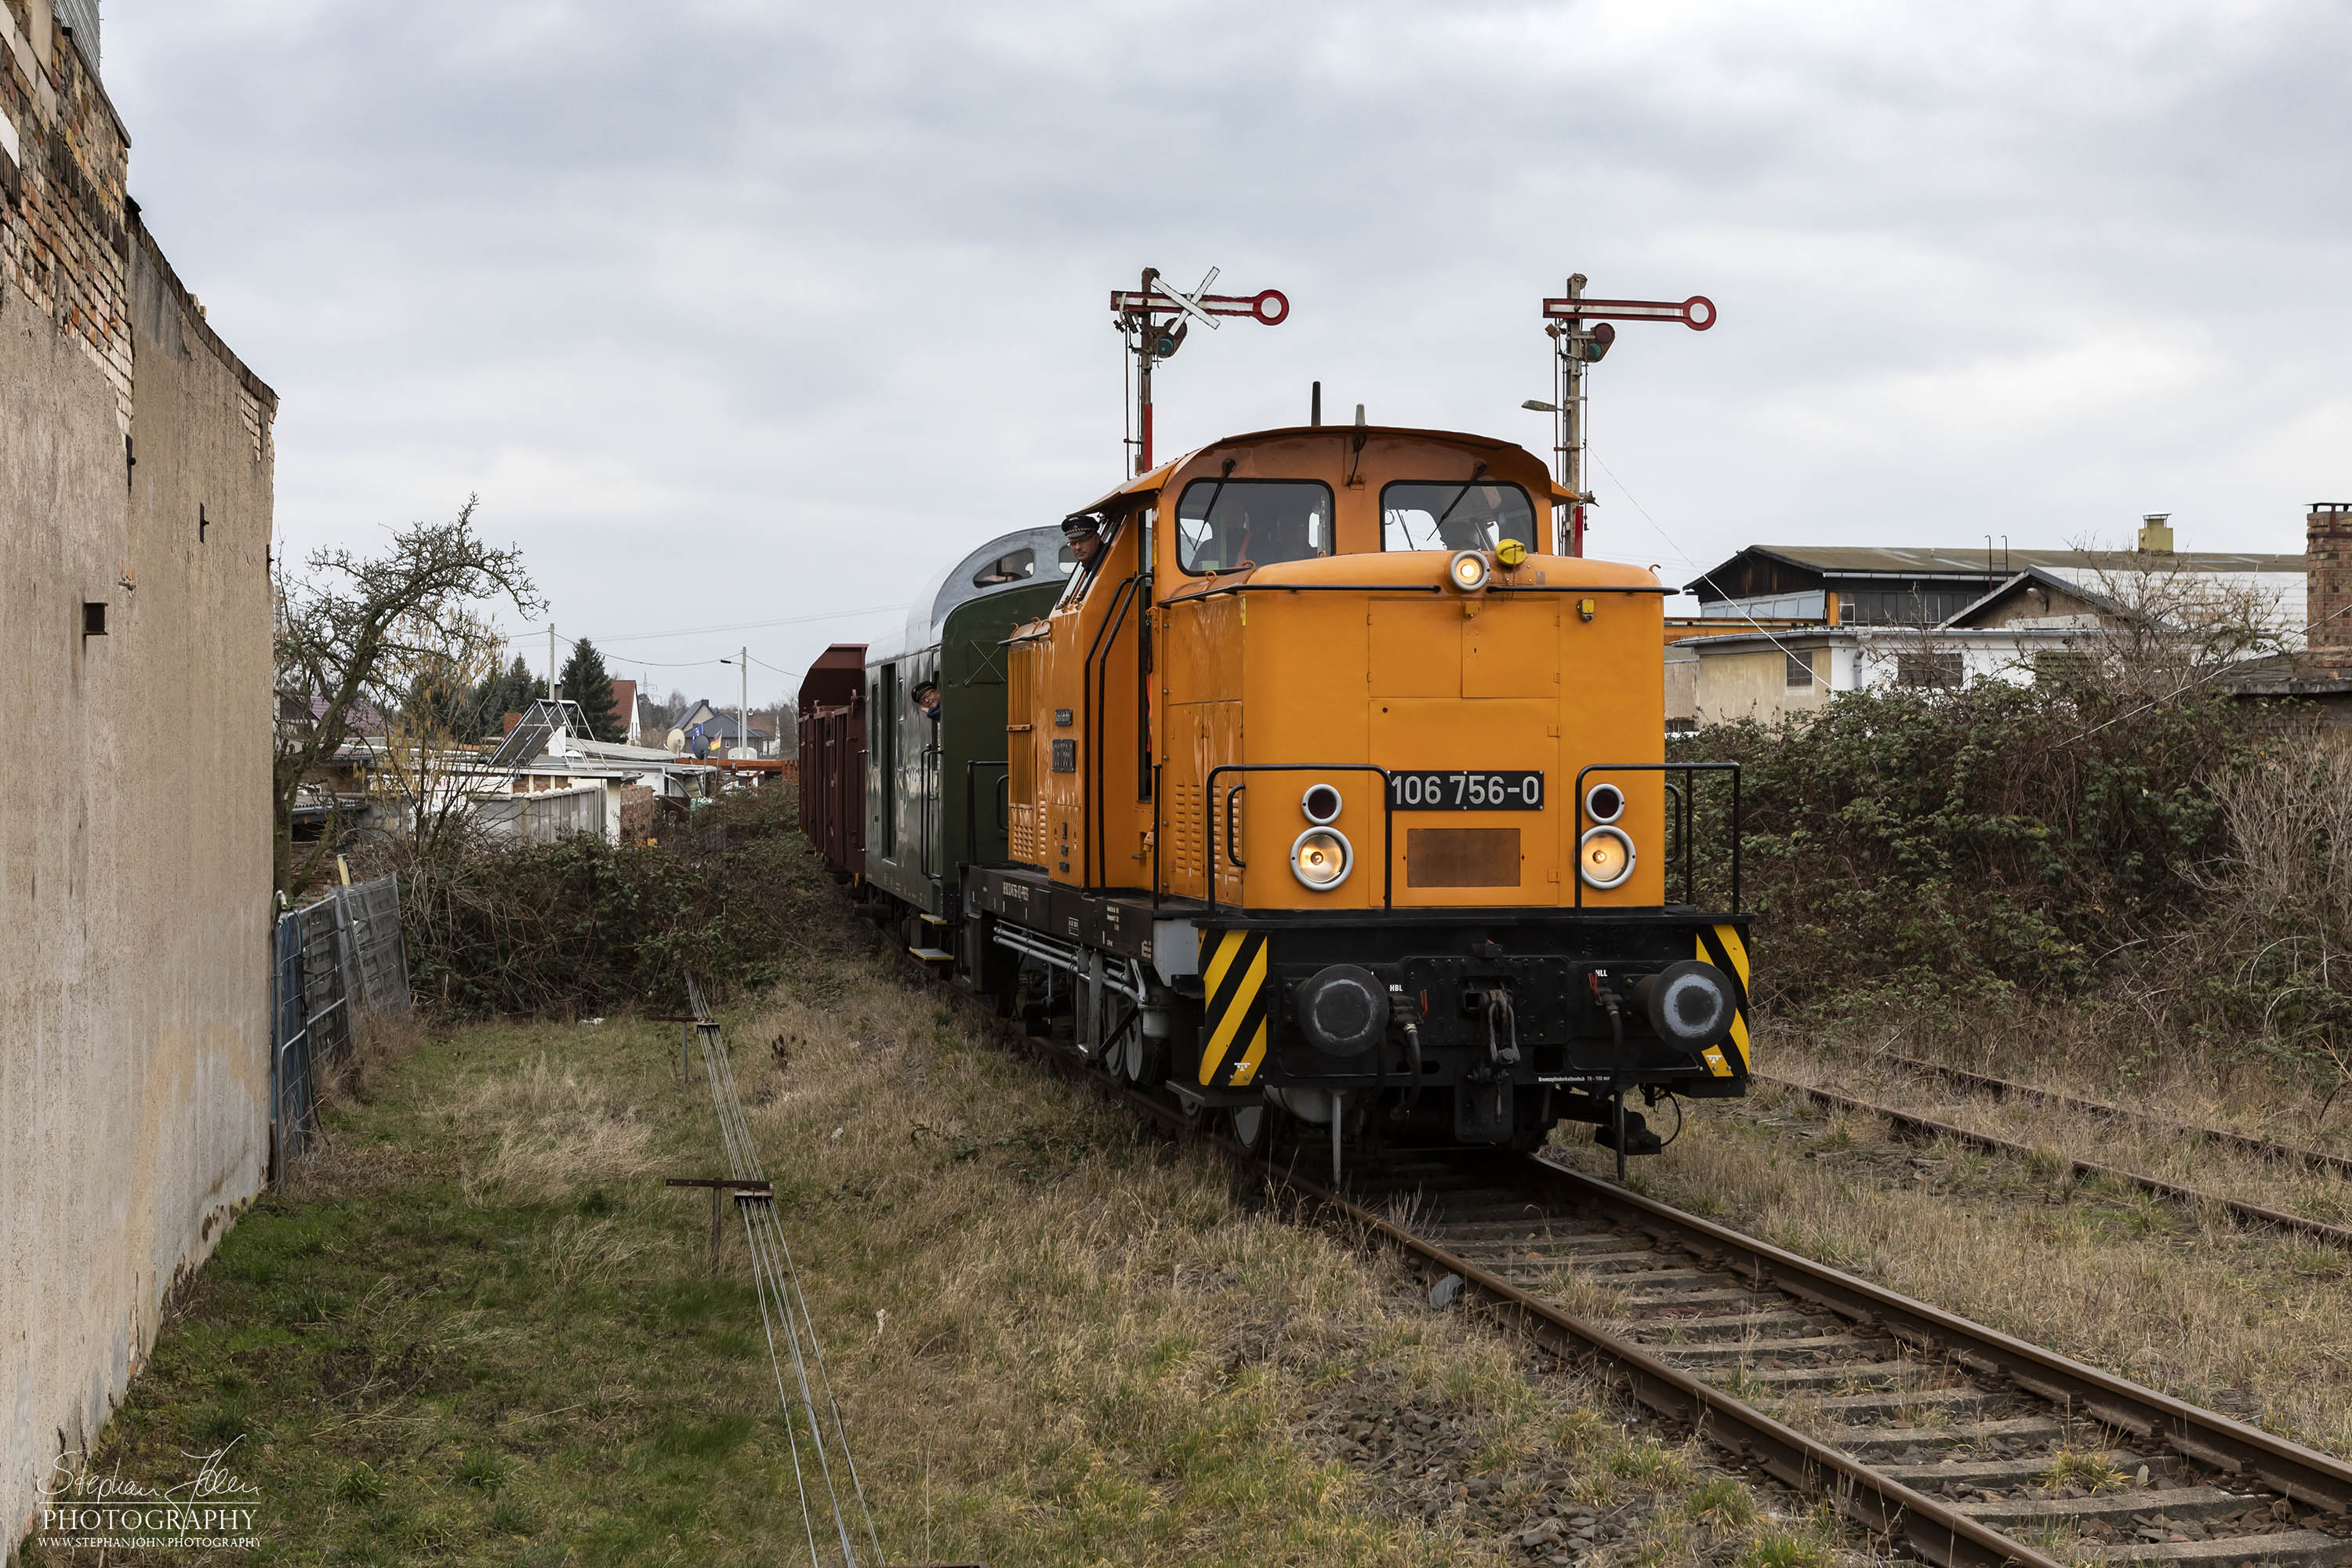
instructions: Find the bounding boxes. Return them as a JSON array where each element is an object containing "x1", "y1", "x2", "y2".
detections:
[
  {"x1": 1176, "y1": 480, "x2": 1332, "y2": 575},
  {"x1": 1057, "y1": 514, "x2": 1121, "y2": 608},
  {"x1": 1381, "y1": 481, "x2": 1537, "y2": 554}
]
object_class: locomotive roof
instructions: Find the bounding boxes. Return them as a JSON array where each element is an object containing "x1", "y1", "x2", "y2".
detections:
[
  {"x1": 871, "y1": 524, "x2": 1074, "y2": 661},
  {"x1": 1070, "y1": 425, "x2": 1573, "y2": 515}
]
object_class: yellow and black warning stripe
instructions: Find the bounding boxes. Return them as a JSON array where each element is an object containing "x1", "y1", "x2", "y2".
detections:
[
  {"x1": 1697, "y1": 924, "x2": 1752, "y2": 1080},
  {"x1": 1198, "y1": 929, "x2": 1271, "y2": 1088}
]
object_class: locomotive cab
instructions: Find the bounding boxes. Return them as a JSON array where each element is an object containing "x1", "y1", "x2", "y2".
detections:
[{"x1": 942, "y1": 423, "x2": 1751, "y2": 1163}]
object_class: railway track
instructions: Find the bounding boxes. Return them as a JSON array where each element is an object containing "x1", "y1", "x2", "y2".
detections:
[
  {"x1": 978, "y1": 1007, "x2": 2352, "y2": 1564},
  {"x1": 1317, "y1": 1146, "x2": 2352, "y2": 1566},
  {"x1": 975, "y1": 1020, "x2": 2352, "y2": 1566},
  {"x1": 1860, "y1": 1055, "x2": 2352, "y2": 1183},
  {"x1": 1757, "y1": 1076, "x2": 2352, "y2": 1255},
  {"x1": 856, "y1": 916, "x2": 2352, "y2": 1566}
]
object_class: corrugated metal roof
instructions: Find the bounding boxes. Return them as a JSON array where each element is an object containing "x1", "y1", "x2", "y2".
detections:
[
  {"x1": 54, "y1": 0, "x2": 99, "y2": 64},
  {"x1": 1730, "y1": 545, "x2": 2296, "y2": 574},
  {"x1": 1686, "y1": 544, "x2": 2300, "y2": 596}
]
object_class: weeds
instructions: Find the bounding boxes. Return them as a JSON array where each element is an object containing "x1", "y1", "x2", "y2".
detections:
[{"x1": 2036, "y1": 1449, "x2": 2128, "y2": 1492}]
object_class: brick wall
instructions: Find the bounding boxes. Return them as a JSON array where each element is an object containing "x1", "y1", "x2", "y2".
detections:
[
  {"x1": 2307, "y1": 505, "x2": 2352, "y2": 666},
  {"x1": 2, "y1": 0, "x2": 132, "y2": 429}
]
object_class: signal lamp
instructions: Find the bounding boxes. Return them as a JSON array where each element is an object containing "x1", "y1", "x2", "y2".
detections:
[
  {"x1": 1578, "y1": 826, "x2": 1635, "y2": 890},
  {"x1": 1580, "y1": 322, "x2": 1616, "y2": 363},
  {"x1": 1446, "y1": 550, "x2": 1491, "y2": 593},
  {"x1": 1290, "y1": 826, "x2": 1353, "y2": 891},
  {"x1": 1584, "y1": 781, "x2": 1624, "y2": 825},
  {"x1": 1300, "y1": 783, "x2": 1343, "y2": 825}
]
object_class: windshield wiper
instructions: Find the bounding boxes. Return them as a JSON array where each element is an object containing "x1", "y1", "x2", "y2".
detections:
[{"x1": 1430, "y1": 463, "x2": 1490, "y2": 537}]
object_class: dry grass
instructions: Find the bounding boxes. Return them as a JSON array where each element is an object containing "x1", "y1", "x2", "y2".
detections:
[
  {"x1": 34, "y1": 879, "x2": 1877, "y2": 1566},
  {"x1": 447, "y1": 1051, "x2": 662, "y2": 1203},
  {"x1": 1546, "y1": 1025, "x2": 2352, "y2": 1462}
]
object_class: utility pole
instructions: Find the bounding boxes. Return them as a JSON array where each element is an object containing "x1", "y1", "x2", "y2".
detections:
[
  {"x1": 1109, "y1": 269, "x2": 1290, "y2": 475},
  {"x1": 547, "y1": 626, "x2": 557, "y2": 702},
  {"x1": 739, "y1": 644, "x2": 749, "y2": 762},
  {"x1": 1535, "y1": 279, "x2": 1717, "y2": 556}
]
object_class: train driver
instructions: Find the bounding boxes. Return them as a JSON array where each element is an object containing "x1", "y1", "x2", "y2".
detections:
[
  {"x1": 911, "y1": 681, "x2": 940, "y2": 721},
  {"x1": 1060, "y1": 512, "x2": 1109, "y2": 601}
]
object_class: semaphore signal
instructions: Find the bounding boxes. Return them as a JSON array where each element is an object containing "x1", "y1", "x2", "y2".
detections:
[
  {"x1": 1531, "y1": 274, "x2": 1716, "y2": 555},
  {"x1": 1110, "y1": 267, "x2": 1290, "y2": 476}
]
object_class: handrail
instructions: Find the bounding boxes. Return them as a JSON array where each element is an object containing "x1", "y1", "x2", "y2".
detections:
[
  {"x1": 1204, "y1": 763, "x2": 1396, "y2": 916},
  {"x1": 1571, "y1": 761, "x2": 1740, "y2": 911},
  {"x1": 1082, "y1": 575, "x2": 1138, "y2": 893},
  {"x1": 962, "y1": 758, "x2": 1008, "y2": 877},
  {"x1": 1080, "y1": 575, "x2": 1140, "y2": 890},
  {"x1": 1162, "y1": 580, "x2": 1673, "y2": 604}
]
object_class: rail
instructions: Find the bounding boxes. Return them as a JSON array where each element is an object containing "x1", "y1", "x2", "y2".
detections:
[
  {"x1": 1079, "y1": 574, "x2": 1140, "y2": 891},
  {"x1": 1764, "y1": 1074, "x2": 2352, "y2": 1254},
  {"x1": 1874, "y1": 1052, "x2": 2352, "y2": 1180}
]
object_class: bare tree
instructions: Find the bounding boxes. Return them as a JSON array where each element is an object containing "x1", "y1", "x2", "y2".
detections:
[{"x1": 274, "y1": 498, "x2": 540, "y2": 893}]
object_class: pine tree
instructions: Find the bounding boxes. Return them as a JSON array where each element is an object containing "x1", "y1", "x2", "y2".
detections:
[
  {"x1": 559, "y1": 637, "x2": 622, "y2": 742},
  {"x1": 463, "y1": 655, "x2": 539, "y2": 739}
]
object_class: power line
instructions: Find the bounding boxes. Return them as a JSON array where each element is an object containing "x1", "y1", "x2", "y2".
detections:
[{"x1": 495, "y1": 604, "x2": 906, "y2": 648}]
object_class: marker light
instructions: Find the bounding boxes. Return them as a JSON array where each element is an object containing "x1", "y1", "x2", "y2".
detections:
[
  {"x1": 1584, "y1": 782, "x2": 1624, "y2": 825},
  {"x1": 1578, "y1": 826, "x2": 1635, "y2": 890},
  {"x1": 1290, "y1": 826, "x2": 1353, "y2": 891},
  {"x1": 1447, "y1": 550, "x2": 1491, "y2": 593},
  {"x1": 1301, "y1": 783, "x2": 1343, "y2": 825}
]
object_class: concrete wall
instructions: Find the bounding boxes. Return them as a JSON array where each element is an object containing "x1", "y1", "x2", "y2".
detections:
[
  {"x1": 2, "y1": 9, "x2": 277, "y2": 1548},
  {"x1": 1693, "y1": 645, "x2": 1828, "y2": 727}
]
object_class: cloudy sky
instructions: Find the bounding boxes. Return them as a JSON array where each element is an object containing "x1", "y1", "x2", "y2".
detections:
[{"x1": 106, "y1": 0, "x2": 2352, "y2": 706}]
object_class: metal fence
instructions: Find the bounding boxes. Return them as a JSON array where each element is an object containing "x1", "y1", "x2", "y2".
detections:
[{"x1": 271, "y1": 874, "x2": 412, "y2": 1188}]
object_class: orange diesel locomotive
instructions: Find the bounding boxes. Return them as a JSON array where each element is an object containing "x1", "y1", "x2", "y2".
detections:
[{"x1": 899, "y1": 418, "x2": 1755, "y2": 1174}]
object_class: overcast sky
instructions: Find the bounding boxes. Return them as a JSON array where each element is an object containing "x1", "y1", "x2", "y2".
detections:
[{"x1": 105, "y1": 0, "x2": 2352, "y2": 705}]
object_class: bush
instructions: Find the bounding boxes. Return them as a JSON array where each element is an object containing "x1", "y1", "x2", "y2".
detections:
[
  {"x1": 370, "y1": 783, "x2": 833, "y2": 1019},
  {"x1": 1683, "y1": 678, "x2": 2262, "y2": 1010},
  {"x1": 1681, "y1": 666, "x2": 2352, "y2": 1090}
]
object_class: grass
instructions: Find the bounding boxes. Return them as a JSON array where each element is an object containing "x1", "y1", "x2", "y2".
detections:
[
  {"x1": 1549, "y1": 1021, "x2": 2352, "y2": 1461},
  {"x1": 2034, "y1": 1449, "x2": 2128, "y2": 1493},
  {"x1": 24, "y1": 864, "x2": 1869, "y2": 1566}
]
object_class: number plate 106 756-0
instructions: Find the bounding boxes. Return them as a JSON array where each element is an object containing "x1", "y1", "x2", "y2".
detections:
[{"x1": 1386, "y1": 771, "x2": 1545, "y2": 811}]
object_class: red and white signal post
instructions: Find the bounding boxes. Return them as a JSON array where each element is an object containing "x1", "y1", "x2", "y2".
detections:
[
  {"x1": 1537, "y1": 275, "x2": 1716, "y2": 555},
  {"x1": 1111, "y1": 267, "x2": 1289, "y2": 476}
]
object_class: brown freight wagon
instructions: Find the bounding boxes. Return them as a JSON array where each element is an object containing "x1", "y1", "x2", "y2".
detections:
[{"x1": 797, "y1": 644, "x2": 868, "y2": 879}]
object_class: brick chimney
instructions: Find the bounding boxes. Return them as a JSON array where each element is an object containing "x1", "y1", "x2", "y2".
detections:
[{"x1": 2307, "y1": 503, "x2": 2352, "y2": 666}]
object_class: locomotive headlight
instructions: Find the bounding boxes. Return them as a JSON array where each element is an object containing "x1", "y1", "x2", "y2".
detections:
[
  {"x1": 1290, "y1": 826, "x2": 1354, "y2": 891},
  {"x1": 1446, "y1": 550, "x2": 1491, "y2": 593},
  {"x1": 1578, "y1": 826, "x2": 1635, "y2": 890},
  {"x1": 1301, "y1": 783, "x2": 1343, "y2": 825}
]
